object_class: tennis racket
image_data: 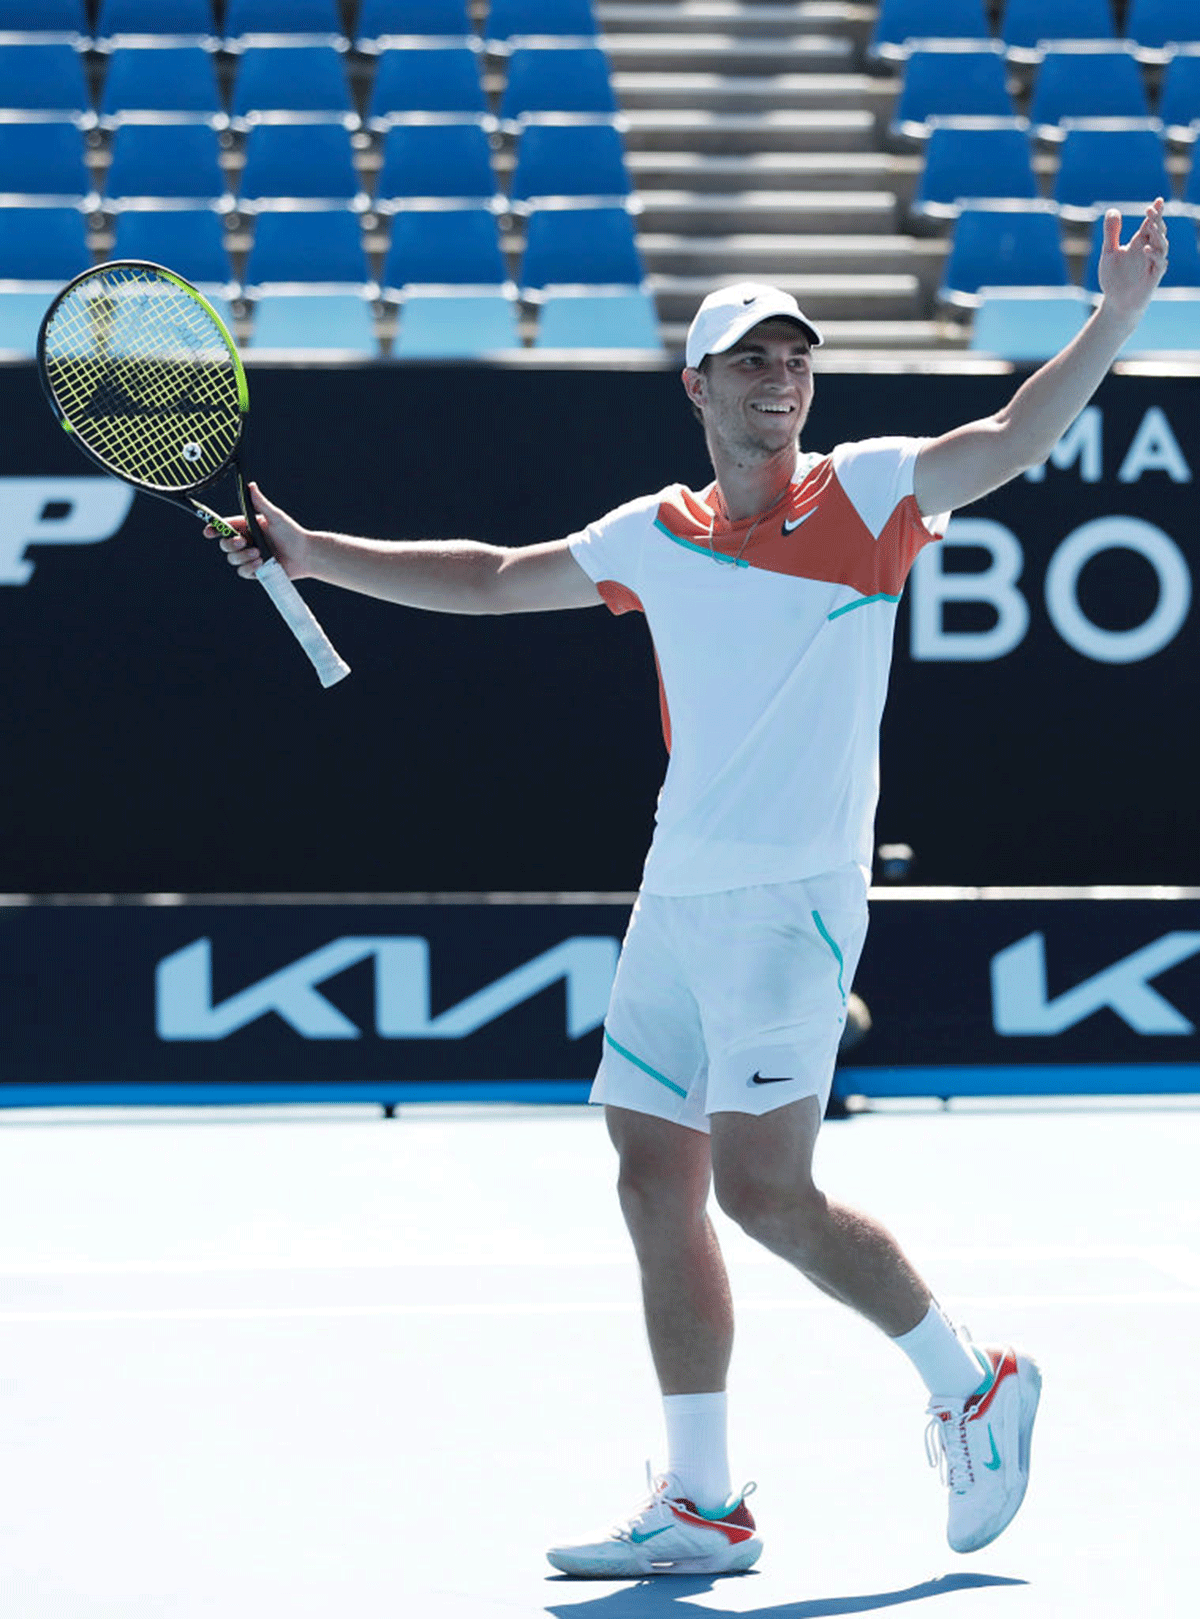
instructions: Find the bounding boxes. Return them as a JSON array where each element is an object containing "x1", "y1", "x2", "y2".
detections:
[{"x1": 36, "y1": 259, "x2": 350, "y2": 688}]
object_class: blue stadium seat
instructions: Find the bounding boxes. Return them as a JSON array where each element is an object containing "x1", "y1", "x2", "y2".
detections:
[
  {"x1": 0, "y1": 290, "x2": 55, "y2": 355},
  {"x1": 534, "y1": 290, "x2": 662, "y2": 349},
  {"x1": 392, "y1": 291, "x2": 521, "y2": 355},
  {"x1": 382, "y1": 208, "x2": 509, "y2": 290},
  {"x1": 1029, "y1": 45, "x2": 1150, "y2": 134},
  {"x1": 911, "y1": 120, "x2": 1038, "y2": 218},
  {"x1": 1052, "y1": 122, "x2": 1173, "y2": 218},
  {"x1": 1084, "y1": 207, "x2": 1200, "y2": 288},
  {"x1": 0, "y1": 0, "x2": 87, "y2": 37},
  {"x1": 223, "y1": 0, "x2": 345, "y2": 43},
  {"x1": 1159, "y1": 48, "x2": 1200, "y2": 138},
  {"x1": 0, "y1": 204, "x2": 91, "y2": 280},
  {"x1": 0, "y1": 42, "x2": 92, "y2": 118},
  {"x1": 243, "y1": 208, "x2": 374, "y2": 288},
  {"x1": 939, "y1": 204, "x2": 1071, "y2": 305},
  {"x1": 247, "y1": 292, "x2": 380, "y2": 354},
  {"x1": 1000, "y1": 0, "x2": 1115, "y2": 57},
  {"x1": 112, "y1": 208, "x2": 233, "y2": 285},
  {"x1": 890, "y1": 44, "x2": 1015, "y2": 138},
  {"x1": 1126, "y1": 0, "x2": 1200, "y2": 53},
  {"x1": 499, "y1": 46, "x2": 619, "y2": 121},
  {"x1": 520, "y1": 205, "x2": 644, "y2": 288},
  {"x1": 510, "y1": 123, "x2": 631, "y2": 201},
  {"x1": 367, "y1": 45, "x2": 490, "y2": 125},
  {"x1": 484, "y1": 0, "x2": 597, "y2": 43},
  {"x1": 231, "y1": 44, "x2": 356, "y2": 126},
  {"x1": 969, "y1": 288, "x2": 1093, "y2": 359},
  {"x1": 0, "y1": 120, "x2": 93, "y2": 203},
  {"x1": 238, "y1": 123, "x2": 365, "y2": 208},
  {"x1": 104, "y1": 123, "x2": 228, "y2": 205},
  {"x1": 375, "y1": 124, "x2": 499, "y2": 203},
  {"x1": 98, "y1": 43, "x2": 224, "y2": 126},
  {"x1": 356, "y1": 0, "x2": 474, "y2": 47},
  {"x1": 868, "y1": 0, "x2": 991, "y2": 63},
  {"x1": 1122, "y1": 289, "x2": 1200, "y2": 350},
  {"x1": 95, "y1": 0, "x2": 216, "y2": 42}
]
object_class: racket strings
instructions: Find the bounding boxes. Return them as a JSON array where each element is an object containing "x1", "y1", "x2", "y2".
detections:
[{"x1": 42, "y1": 265, "x2": 243, "y2": 492}]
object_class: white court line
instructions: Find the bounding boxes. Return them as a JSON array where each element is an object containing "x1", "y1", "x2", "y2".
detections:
[{"x1": 1, "y1": 1291, "x2": 1199, "y2": 1325}]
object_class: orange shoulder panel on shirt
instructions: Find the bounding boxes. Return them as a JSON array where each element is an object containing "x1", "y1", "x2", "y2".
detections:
[{"x1": 596, "y1": 579, "x2": 644, "y2": 616}]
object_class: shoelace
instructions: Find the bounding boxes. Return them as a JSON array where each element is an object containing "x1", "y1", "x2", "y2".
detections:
[
  {"x1": 924, "y1": 1406, "x2": 975, "y2": 1492},
  {"x1": 612, "y1": 1462, "x2": 674, "y2": 1542}
]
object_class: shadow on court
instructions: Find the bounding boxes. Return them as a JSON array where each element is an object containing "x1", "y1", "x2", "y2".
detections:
[{"x1": 545, "y1": 1570, "x2": 1028, "y2": 1617}]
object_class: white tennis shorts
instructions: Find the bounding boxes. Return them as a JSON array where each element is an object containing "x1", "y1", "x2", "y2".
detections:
[{"x1": 590, "y1": 867, "x2": 869, "y2": 1133}]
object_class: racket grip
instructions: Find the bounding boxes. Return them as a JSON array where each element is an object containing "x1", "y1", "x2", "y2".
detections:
[{"x1": 255, "y1": 557, "x2": 351, "y2": 688}]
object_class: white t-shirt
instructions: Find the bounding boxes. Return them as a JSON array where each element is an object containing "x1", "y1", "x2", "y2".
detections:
[{"x1": 567, "y1": 437, "x2": 950, "y2": 897}]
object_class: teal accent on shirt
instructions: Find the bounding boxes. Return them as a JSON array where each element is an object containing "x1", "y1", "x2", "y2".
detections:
[
  {"x1": 811, "y1": 909, "x2": 846, "y2": 1002},
  {"x1": 604, "y1": 1030, "x2": 688, "y2": 1098},
  {"x1": 653, "y1": 517, "x2": 750, "y2": 568},
  {"x1": 827, "y1": 591, "x2": 902, "y2": 621}
]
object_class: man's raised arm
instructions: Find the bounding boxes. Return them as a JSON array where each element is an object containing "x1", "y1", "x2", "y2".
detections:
[
  {"x1": 913, "y1": 199, "x2": 1169, "y2": 518},
  {"x1": 209, "y1": 483, "x2": 602, "y2": 615}
]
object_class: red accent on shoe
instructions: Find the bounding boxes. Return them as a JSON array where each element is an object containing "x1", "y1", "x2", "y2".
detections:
[
  {"x1": 668, "y1": 1496, "x2": 758, "y2": 1546},
  {"x1": 968, "y1": 1348, "x2": 1018, "y2": 1422}
]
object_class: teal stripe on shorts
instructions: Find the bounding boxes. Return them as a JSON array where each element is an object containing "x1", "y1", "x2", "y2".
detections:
[{"x1": 604, "y1": 1030, "x2": 688, "y2": 1098}]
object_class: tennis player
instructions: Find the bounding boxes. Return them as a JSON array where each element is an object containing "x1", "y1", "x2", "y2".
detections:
[{"x1": 213, "y1": 200, "x2": 1167, "y2": 1576}]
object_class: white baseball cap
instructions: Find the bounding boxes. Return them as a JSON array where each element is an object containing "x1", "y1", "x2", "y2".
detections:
[{"x1": 685, "y1": 281, "x2": 824, "y2": 370}]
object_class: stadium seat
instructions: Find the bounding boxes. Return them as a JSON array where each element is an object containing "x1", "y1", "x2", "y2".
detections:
[
  {"x1": 484, "y1": 0, "x2": 597, "y2": 44},
  {"x1": 230, "y1": 44, "x2": 356, "y2": 126},
  {"x1": 355, "y1": 0, "x2": 474, "y2": 47},
  {"x1": 911, "y1": 120, "x2": 1038, "y2": 218},
  {"x1": 1029, "y1": 45, "x2": 1150, "y2": 134},
  {"x1": 0, "y1": 204, "x2": 91, "y2": 280},
  {"x1": 890, "y1": 45, "x2": 1016, "y2": 138},
  {"x1": 382, "y1": 207, "x2": 509, "y2": 290},
  {"x1": 94, "y1": 0, "x2": 216, "y2": 42},
  {"x1": 0, "y1": 0, "x2": 87, "y2": 37},
  {"x1": 534, "y1": 290, "x2": 662, "y2": 349},
  {"x1": 868, "y1": 0, "x2": 991, "y2": 63},
  {"x1": 1122, "y1": 289, "x2": 1200, "y2": 349},
  {"x1": 238, "y1": 123, "x2": 365, "y2": 209},
  {"x1": 509, "y1": 122, "x2": 631, "y2": 202},
  {"x1": 1000, "y1": 0, "x2": 1115, "y2": 57},
  {"x1": 98, "y1": 43, "x2": 224, "y2": 126},
  {"x1": 243, "y1": 208, "x2": 374, "y2": 288},
  {"x1": 1159, "y1": 48, "x2": 1200, "y2": 139},
  {"x1": 0, "y1": 120, "x2": 93, "y2": 203},
  {"x1": 0, "y1": 290, "x2": 55, "y2": 355},
  {"x1": 104, "y1": 123, "x2": 228, "y2": 206},
  {"x1": 1052, "y1": 122, "x2": 1173, "y2": 218},
  {"x1": 1125, "y1": 0, "x2": 1200, "y2": 53},
  {"x1": 969, "y1": 287, "x2": 1093, "y2": 358},
  {"x1": 939, "y1": 203, "x2": 1071, "y2": 305},
  {"x1": 0, "y1": 42, "x2": 92, "y2": 118},
  {"x1": 367, "y1": 45, "x2": 490, "y2": 126},
  {"x1": 1083, "y1": 207, "x2": 1200, "y2": 288},
  {"x1": 499, "y1": 46, "x2": 619, "y2": 121},
  {"x1": 223, "y1": 0, "x2": 345, "y2": 43},
  {"x1": 375, "y1": 124, "x2": 499, "y2": 204},
  {"x1": 520, "y1": 205, "x2": 644, "y2": 288},
  {"x1": 246, "y1": 292, "x2": 380, "y2": 354},
  {"x1": 392, "y1": 291, "x2": 521, "y2": 355},
  {"x1": 112, "y1": 208, "x2": 234, "y2": 286}
]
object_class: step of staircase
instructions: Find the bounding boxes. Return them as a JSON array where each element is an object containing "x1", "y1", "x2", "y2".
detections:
[
  {"x1": 639, "y1": 229, "x2": 919, "y2": 277},
  {"x1": 612, "y1": 69, "x2": 893, "y2": 115},
  {"x1": 650, "y1": 271, "x2": 924, "y2": 325},
  {"x1": 620, "y1": 109, "x2": 879, "y2": 152},
  {"x1": 596, "y1": 2, "x2": 876, "y2": 44},
  {"x1": 635, "y1": 189, "x2": 897, "y2": 234},
  {"x1": 602, "y1": 34, "x2": 855, "y2": 74},
  {"x1": 626, "y1": 149, "x2": 919, "y2": 195}
]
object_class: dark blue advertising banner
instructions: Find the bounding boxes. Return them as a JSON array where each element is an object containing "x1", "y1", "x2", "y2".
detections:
[
  {"x1": 0, "y1": 362, "x2": 1197, "y2": 893},
  {"x1": 1, "y1": 892, "x2": 1197, "y2": 1107}
]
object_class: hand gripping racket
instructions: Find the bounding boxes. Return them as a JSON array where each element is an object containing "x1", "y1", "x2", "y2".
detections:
[{"x1": 36, "y1": 259, "x2": 350, "y2": 688}]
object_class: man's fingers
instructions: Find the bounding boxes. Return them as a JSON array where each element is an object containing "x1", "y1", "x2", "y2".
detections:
[{"x1": 1103, "y1": 207, "x2": 1123, "y2": 254}]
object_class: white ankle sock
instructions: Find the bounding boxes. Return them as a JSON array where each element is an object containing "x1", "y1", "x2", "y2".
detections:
[
  {"x1": 893, "y1": 1301, "x2": 987, "y2": 1400},
  {"x1": 662, "y1": 1391, "x2": 732, "y2": 1514}
]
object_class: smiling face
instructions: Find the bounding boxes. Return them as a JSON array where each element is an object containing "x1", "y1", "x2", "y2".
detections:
[{"x1": 683, "y1": 317, "x2": 815, "y2": 464}]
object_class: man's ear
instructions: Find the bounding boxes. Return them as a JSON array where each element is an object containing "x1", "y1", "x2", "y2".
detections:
[{"x1": 681, "y1": 365, "x2": 706, "y2": 410}]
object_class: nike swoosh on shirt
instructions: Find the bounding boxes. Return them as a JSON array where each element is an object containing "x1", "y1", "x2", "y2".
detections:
[{"x1": 782, "y1": 511, "x2": 815, "y2": 533}]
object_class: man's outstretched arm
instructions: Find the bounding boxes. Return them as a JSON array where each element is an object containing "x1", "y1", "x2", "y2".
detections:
[
  {"x1": 913, "y1": 199, "x2": 1169, "y2": 518},
  {"x1": 209, "y1": 484, "x2": 602, "y2": 615}
]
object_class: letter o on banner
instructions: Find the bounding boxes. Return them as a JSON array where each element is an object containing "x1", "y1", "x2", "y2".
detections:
[{"x1": 1044, "y1": 517, "x2": 1192, "y2": 664}]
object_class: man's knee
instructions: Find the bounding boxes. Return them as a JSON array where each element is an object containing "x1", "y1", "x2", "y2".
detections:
[
  {"x1": 606, "y1": 1105, "x2": 711, "y2": 1231},
  {"x1": 712, "y1": 1162, "x2": 828, "y2": 1252}
]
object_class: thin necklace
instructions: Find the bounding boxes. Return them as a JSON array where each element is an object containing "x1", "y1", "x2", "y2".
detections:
[{"x1": 707, "y1": 489, "x2": 779, "y2": 569}]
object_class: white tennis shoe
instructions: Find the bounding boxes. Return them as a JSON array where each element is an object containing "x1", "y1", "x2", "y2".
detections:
[
  {"x1": 546, "y1": 1466, "x2": 762, "y2": 1578},
  {"x1": 926, "y1": 1345, "x2": 1042, "y2": 1553}
]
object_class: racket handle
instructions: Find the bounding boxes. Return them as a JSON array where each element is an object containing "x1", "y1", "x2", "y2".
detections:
[{"x1": 255, "y1": 558, "x2": 351, "y2": 688}]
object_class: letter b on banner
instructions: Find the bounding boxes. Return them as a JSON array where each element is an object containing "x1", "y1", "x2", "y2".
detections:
[{"x1": 909, "y1": 518, "x2": 1030, "y2": 661}]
